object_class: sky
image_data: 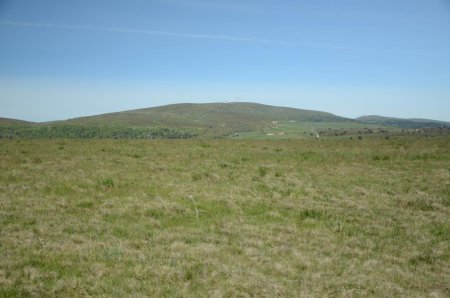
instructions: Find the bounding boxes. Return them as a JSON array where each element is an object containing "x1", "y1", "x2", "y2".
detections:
[{"x1": 0, "y1": 0, "x2": 450, "y2": 122}]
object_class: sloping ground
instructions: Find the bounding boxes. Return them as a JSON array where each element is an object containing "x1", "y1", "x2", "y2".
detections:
[
  {"x1": 0, "y1": 103, "x2": 355, "y2": 138},
  {"x1": 0, "y1": 117, "x2": 35, "y2": 126},
  {"x1": 357, "y1": 115, "x2": 450, "y2": 129},
  {"x1": 2, "y1": 103, "x2": 448, "y2": 139},
  {"x1": 67, "y1": 102, "x2": 349, "y2": 130}
]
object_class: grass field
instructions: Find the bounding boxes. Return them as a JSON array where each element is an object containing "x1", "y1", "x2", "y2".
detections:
[
  {"x1": 230, "y1": 121, "x2": 390, "y2": 139},
  {"x1": 1, "y1": 136, "x2": 449, "y2": 297}
]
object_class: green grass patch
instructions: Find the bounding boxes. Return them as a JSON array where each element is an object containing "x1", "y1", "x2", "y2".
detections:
[{"x1": 0, "y1": 137, "x2": 449, "y2": 296}]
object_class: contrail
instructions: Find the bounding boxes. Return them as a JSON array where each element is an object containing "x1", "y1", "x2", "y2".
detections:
[
  {"x1": 0, "y1": 20, "x2": 439, "y2": 56},
  {"x1": 0, "y1": 20, "x2": 297, "y2": 45}
]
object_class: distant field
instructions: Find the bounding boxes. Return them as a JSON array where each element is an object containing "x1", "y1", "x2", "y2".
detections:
[
  {"x1": 230, "y1": 121, "x2": 390, "y2": 139},
  {"x1": 4, "y1": 120, "x2": 447, "y2": 141},
  {"x1": 1, "y1": 136, "x2": 449, "y2": 296},
  {"x1": 0, "y1": 121, "x2": 379, "y2": 140}
]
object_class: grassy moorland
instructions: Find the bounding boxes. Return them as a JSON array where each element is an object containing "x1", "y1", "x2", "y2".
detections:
[
  {"x1": 0, "y1": 136, "x2": 449, "y2": 297},
  {"x1": 2, "y1": 103, "x2": 449, "y2": 140}
]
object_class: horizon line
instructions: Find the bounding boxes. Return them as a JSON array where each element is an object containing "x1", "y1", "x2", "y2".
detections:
[{"x1": 1, "y1": 101, "x2": 449, "y2": 124}]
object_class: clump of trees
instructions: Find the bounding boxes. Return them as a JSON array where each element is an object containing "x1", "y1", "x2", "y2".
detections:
[{"x1": 0, "y1": 124, "x2": 199, "y2": 139}]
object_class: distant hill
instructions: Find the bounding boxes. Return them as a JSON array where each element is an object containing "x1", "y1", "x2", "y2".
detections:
[
  {"x1": 66, "y1": 102, "x2": 349, "y2": 135},
  {"x1": 357, "y1": 115, "x2": 450, "y2": 129},
  {"x1": 0, "y1": 103, "x2": 351, "y2": 139},
  {"x1": 0, "y1": 117, "x2": 35, "y2": 126},
  {"x1": 1, "y1": 103, "x2": 449, "y2": 139}
]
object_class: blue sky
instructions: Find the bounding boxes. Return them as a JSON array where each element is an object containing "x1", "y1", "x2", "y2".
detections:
[{"x1": 1, "y1": 0, "x2": 450, "y2": 122}]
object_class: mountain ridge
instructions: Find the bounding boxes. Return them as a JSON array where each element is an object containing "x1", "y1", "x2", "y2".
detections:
[
  {"x1": 357, "y1": 115, "x2": 450, "y2": 129},
  {"x1": 1, "y1": 102, "x2": 449, "y2": 131},
  {"x1": 66, "y1": 102, "x2": 349, "y2": 126}
]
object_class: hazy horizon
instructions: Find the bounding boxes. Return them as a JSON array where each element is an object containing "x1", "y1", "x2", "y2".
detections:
[{"x1": 1, "y1": 0, "x2": 450, "y2": 122}]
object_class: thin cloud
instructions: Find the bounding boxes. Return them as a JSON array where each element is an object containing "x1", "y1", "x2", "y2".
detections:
[{"x1": 0, "y1": 20, "x2": 439, "y2": 56}]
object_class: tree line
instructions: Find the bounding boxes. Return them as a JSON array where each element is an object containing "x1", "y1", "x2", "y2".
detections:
[{"x1": 0, "y1": 124, "x2": 199, "y2": 139}]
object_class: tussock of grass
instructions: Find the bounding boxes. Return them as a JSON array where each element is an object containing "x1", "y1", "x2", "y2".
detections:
[{"x1": 0, "y1": 136, "x2": 449, "y2": 296}]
